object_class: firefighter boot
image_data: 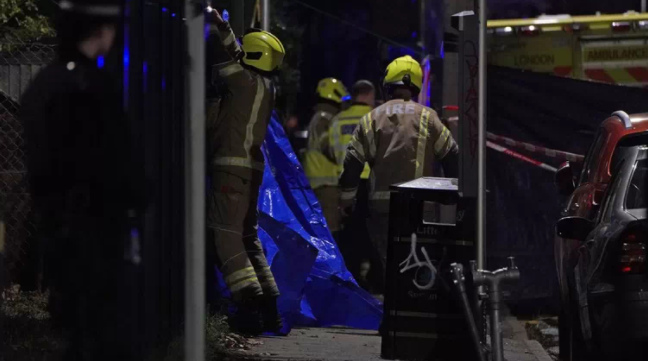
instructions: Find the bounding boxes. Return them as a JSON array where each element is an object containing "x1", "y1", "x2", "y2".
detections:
[
  {"x1": 260, "y1": 296, "x2": 285, "y2": 335},
  {"x1": 229, "y1": 298, "x2": 263, "y2": 336}
]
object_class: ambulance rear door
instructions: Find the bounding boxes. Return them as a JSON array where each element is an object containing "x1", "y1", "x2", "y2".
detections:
[{"x1": 579, "y1": 37, "x2": 648, "y2": 86}]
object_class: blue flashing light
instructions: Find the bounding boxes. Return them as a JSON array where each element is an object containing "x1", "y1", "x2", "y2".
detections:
[
  {"x1": 162, "y1": 77, "x2": 166, "y2": 90},
  {"x1": 123, "y1": 23, "x2": 130, "y2": 109},
  {"x1": 440, "y1": 41, "x2": 445, "y2": 59},
  {"x1": 143, "y1": 62, "x2": 148, "y2": 93},
  {"x1": 222, "y1": 9, "x2": 229, "y2": 22},
  {"x1": 172, "y1": 13, "x2": 176, "y2": 17},
  {"x1": 342, "y1": 95, "x2": 351, "y2": 102},
  {"x1": 205, "y1": 23, "x2": 210, "y2": 39},
  {"x1": 162, "y1": 7, "x2": 168, "y2": 12},
  {"x1": 97, "y1": 56, "x2": 105, "y2": 68},
  {"x1": 411, "y1": 31, "x2": 417, "y2": 38}
]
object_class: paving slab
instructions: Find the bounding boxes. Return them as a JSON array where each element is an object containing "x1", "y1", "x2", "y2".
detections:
[
  {"x1": 226, "y1": 324, "x2": 552, "y2": 361},
  {"x1": 233, "y1": 328, "x2": 382, "y2": 361},
  {"x1": 222, "y1": 301, "x2": 552, "y2": 361}
]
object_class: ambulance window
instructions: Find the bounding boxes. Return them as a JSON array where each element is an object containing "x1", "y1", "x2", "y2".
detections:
[{"x1": 579, "y1": 129, "x2": 607, "y2": 185}]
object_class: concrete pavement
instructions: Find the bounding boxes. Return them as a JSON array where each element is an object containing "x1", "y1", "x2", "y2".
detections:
[{"x1": 224, "y1": 313, "x2": 553, "y2": 361}]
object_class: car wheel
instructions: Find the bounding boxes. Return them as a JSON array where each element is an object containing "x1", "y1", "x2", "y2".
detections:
[
  {"x1": 569, "y1": 304, "x2": 589, "y2": 361},
  {"x1": 559, "y1": 303, "x2": 572, "y2": 361},
  {"x1": 560, "y1": 280, "x2": 589, "y2": 360},
  {"x1": 589, "y1": 298, "x2": 644, "y2": 361}
]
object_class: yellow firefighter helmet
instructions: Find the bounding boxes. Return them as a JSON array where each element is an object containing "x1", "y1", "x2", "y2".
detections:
[
  {"x1": 383, "y1": 55, "x2": 423, "y2": 93},
  {"x1": 316, "y1": 77, "x2": 350, "y2": 103},
  {"x1": 241, "y1": 29, "x2": 285, "y2": 72}
]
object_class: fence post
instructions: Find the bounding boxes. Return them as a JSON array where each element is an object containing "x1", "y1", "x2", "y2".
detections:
[{"x1": 184, "y1": 0, "x2": 205, "y2": 360}]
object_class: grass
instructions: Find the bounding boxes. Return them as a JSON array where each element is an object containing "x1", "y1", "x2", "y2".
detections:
[
  {"x1": 148, "y1": 311, "x2": 252, "y2": 361},
  {"x1": 1, "y1": 284, "x2": 65, "y2": 361},
  {"x1": 1, "y1": 285, "x2": 246, "y2": 361}
]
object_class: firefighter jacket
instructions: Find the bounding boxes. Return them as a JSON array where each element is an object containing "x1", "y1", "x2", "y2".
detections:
[
  {"x1": 206, "y1": 21, "x2": 275, "y2": 180},
  {"x1": 329, "y1": 103, "x2": 372, "y2": 179},
  {"x1": 339, "y1": 99, "x2": 458, "y2": 210},
  {"x1": 20, "y1": 50, "x2": 146, "y2": 227},
  {"x1": 303, "y1": 103, "x2": 340, "y2": 189}
]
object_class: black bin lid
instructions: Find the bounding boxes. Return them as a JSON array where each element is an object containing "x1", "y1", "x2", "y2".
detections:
[
  {"x1": 390, "y1": 177, "x2": 458, "y2": 192},
  {"x1": 389, "y1": 177, "x2": 459, "y2": 203}
]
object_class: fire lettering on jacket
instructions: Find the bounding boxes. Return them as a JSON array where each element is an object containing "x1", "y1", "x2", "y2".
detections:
[{"x1": 377, "y1": 103, "x2": 417, "y2": 116}]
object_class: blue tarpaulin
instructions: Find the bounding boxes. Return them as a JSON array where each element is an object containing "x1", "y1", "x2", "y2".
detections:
[{"x1": 214, "y1": 113, "x2": 382, "y2": 333}]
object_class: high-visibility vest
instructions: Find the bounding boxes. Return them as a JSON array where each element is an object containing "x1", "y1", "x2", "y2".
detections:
[
  {"x1": 329, "y1": 104, "x2": 372, "y2": 179},
  {"x1": 304, "y1": 110, "x2": 339, "y2": 189}
]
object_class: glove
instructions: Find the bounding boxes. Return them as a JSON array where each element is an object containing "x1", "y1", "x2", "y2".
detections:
[
  {"x1": 339, "y1": 205, "x2": 353, "y2": 219},
  {"x1": 205, "y1": 6, "x2": 225, "y2": 25}
]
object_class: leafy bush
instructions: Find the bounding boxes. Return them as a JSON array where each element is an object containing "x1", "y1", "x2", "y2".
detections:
[{"x1": 1, "y1": 284, "x2": 65, "y2": 360}]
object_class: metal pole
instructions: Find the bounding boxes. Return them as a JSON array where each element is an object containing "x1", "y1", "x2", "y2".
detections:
[
  {"x1": 477, "y1": 0, "x2": 486, "y2": 270},
  {"x1": 262, "y1": 0, "x2": 270, "y2": 31},
  {"x1": 184, "y1": 0, "x2": 205, "y2": 360},
  {"x1": 643, "y1": 0, "x2": 647, "y2": 13},
  {"x1": 231, "y1": 0, "x2": 245, "y2": 39},
  {"x1": 419, "y1": 0, "x2": 426, "y2": 53},
  {"x1": 450, "y1": 263, "x2": 487, "y2": 361}
]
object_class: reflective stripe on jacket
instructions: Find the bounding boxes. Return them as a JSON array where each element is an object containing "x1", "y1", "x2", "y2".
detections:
[
  {"x1": 206, "y1": 22, "x2": 275, "y2": 180},
  {"x1": 304, "y1": 103, "x2": 339, "y2": 189},
  {"x1": 329, "y1": 104, "x2": 372, "y2": 179},
  {"x1": 338, "y1": 99, "x2": 457, "y2": 207}
]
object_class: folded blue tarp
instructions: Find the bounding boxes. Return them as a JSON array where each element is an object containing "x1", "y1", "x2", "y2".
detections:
[{"x1": 214, "y1": 113, "x2": 382, "y2": 333}]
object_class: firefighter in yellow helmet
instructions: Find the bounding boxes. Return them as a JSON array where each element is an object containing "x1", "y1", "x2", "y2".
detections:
[
  {"x1": 327, "y1": 80, "x2": 375, "y2": 289},
  {"x1": 206, "y1": 8, "x2": 285, "y2": 335},
  {"x1": 304, "y1": 78, "x2": 349, "y2": 237},
  {"x1": 339, "y1": 56, "x2": 458, "y2": 292}
]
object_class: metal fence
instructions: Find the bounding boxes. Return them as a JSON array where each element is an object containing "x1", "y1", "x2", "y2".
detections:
[{"x1": 0, "y1": 40, "x2": 56, "y2": 283}]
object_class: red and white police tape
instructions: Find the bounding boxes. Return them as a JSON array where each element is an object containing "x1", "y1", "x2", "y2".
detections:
[
  {"x1": 487, "y1": 141, "x2": 558, "y2": 173},
  {"x1": 486, "y1": 133, "x2": 584, "y2": 163},
  {"x1": 445, "y1": 116, "x2": 584, "y2": 163}
]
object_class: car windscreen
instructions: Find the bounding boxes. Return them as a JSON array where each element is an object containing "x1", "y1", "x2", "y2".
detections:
[{"x1": 626, "y1": 158, "x2": 648, "y2": 210}]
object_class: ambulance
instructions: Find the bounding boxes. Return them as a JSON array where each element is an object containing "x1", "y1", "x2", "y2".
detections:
[{"x1": 488, "y1": 11, "x2": 648, "y2": 86}]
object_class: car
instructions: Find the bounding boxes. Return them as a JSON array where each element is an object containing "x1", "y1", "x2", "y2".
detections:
[{"x1": 555, "y1": 111, "x2": 648, "y2": 360}]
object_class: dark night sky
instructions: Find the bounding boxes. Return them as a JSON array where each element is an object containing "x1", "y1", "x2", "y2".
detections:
[
  {"x1": 291, "y1": 0, "x2": 425, "y2": 121},
  {"x1": 490, "y1": 0, "x2": 644, "y2": 18},
  {"x1": 287, "y1": 0, "x2": 646, "y2": 121}
]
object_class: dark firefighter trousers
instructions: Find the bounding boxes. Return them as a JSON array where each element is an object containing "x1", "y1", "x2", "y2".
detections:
[{"x1": 208, "y1": 171, "x2": 279, "y2": 301}]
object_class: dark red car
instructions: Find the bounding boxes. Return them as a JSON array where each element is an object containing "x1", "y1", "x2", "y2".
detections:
[{"x1": 555, "y1": 111, "x2": 648, "y2": 360}]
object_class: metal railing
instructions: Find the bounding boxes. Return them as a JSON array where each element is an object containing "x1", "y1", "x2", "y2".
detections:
[{"x1": 0, "y1": 39, "x2": 56, "y2": 283}]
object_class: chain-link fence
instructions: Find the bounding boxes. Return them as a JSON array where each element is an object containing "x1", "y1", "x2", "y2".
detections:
[{"x1": 0, "y1": 39, "x2": 56, "y2": 283}]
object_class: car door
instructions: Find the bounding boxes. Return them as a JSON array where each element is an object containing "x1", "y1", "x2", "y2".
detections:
[
  {"x1": 557, "y1": 128, "x2": 608, "y2": 299},
  {"x1": 573, "y1": 159, "x2": 624, "y2": 340}
]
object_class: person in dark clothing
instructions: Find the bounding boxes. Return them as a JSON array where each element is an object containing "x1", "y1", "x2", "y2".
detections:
[
  {"x1": 20, "y1": 0, "x2": 145, "y2": 359},
  {"x1": 0, "y1": 218, "x2": 5, "y2": 357}
]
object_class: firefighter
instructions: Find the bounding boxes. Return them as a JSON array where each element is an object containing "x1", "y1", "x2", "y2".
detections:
[
  {"x1": 328, "y1": 80, "x2": 375, "y2": 289},
  {"x1": 20, "y1": 0, "x2": 146, "y2": 359},
  {"x1": 304, "y1": 78, "x2": 349, "y2": 237},
  {"x1": 205, "y1": 9, "x2": 284, "y2": 335},
  {"x1": 338, "y1": 56, "x2": 458, "y2": 292}
]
